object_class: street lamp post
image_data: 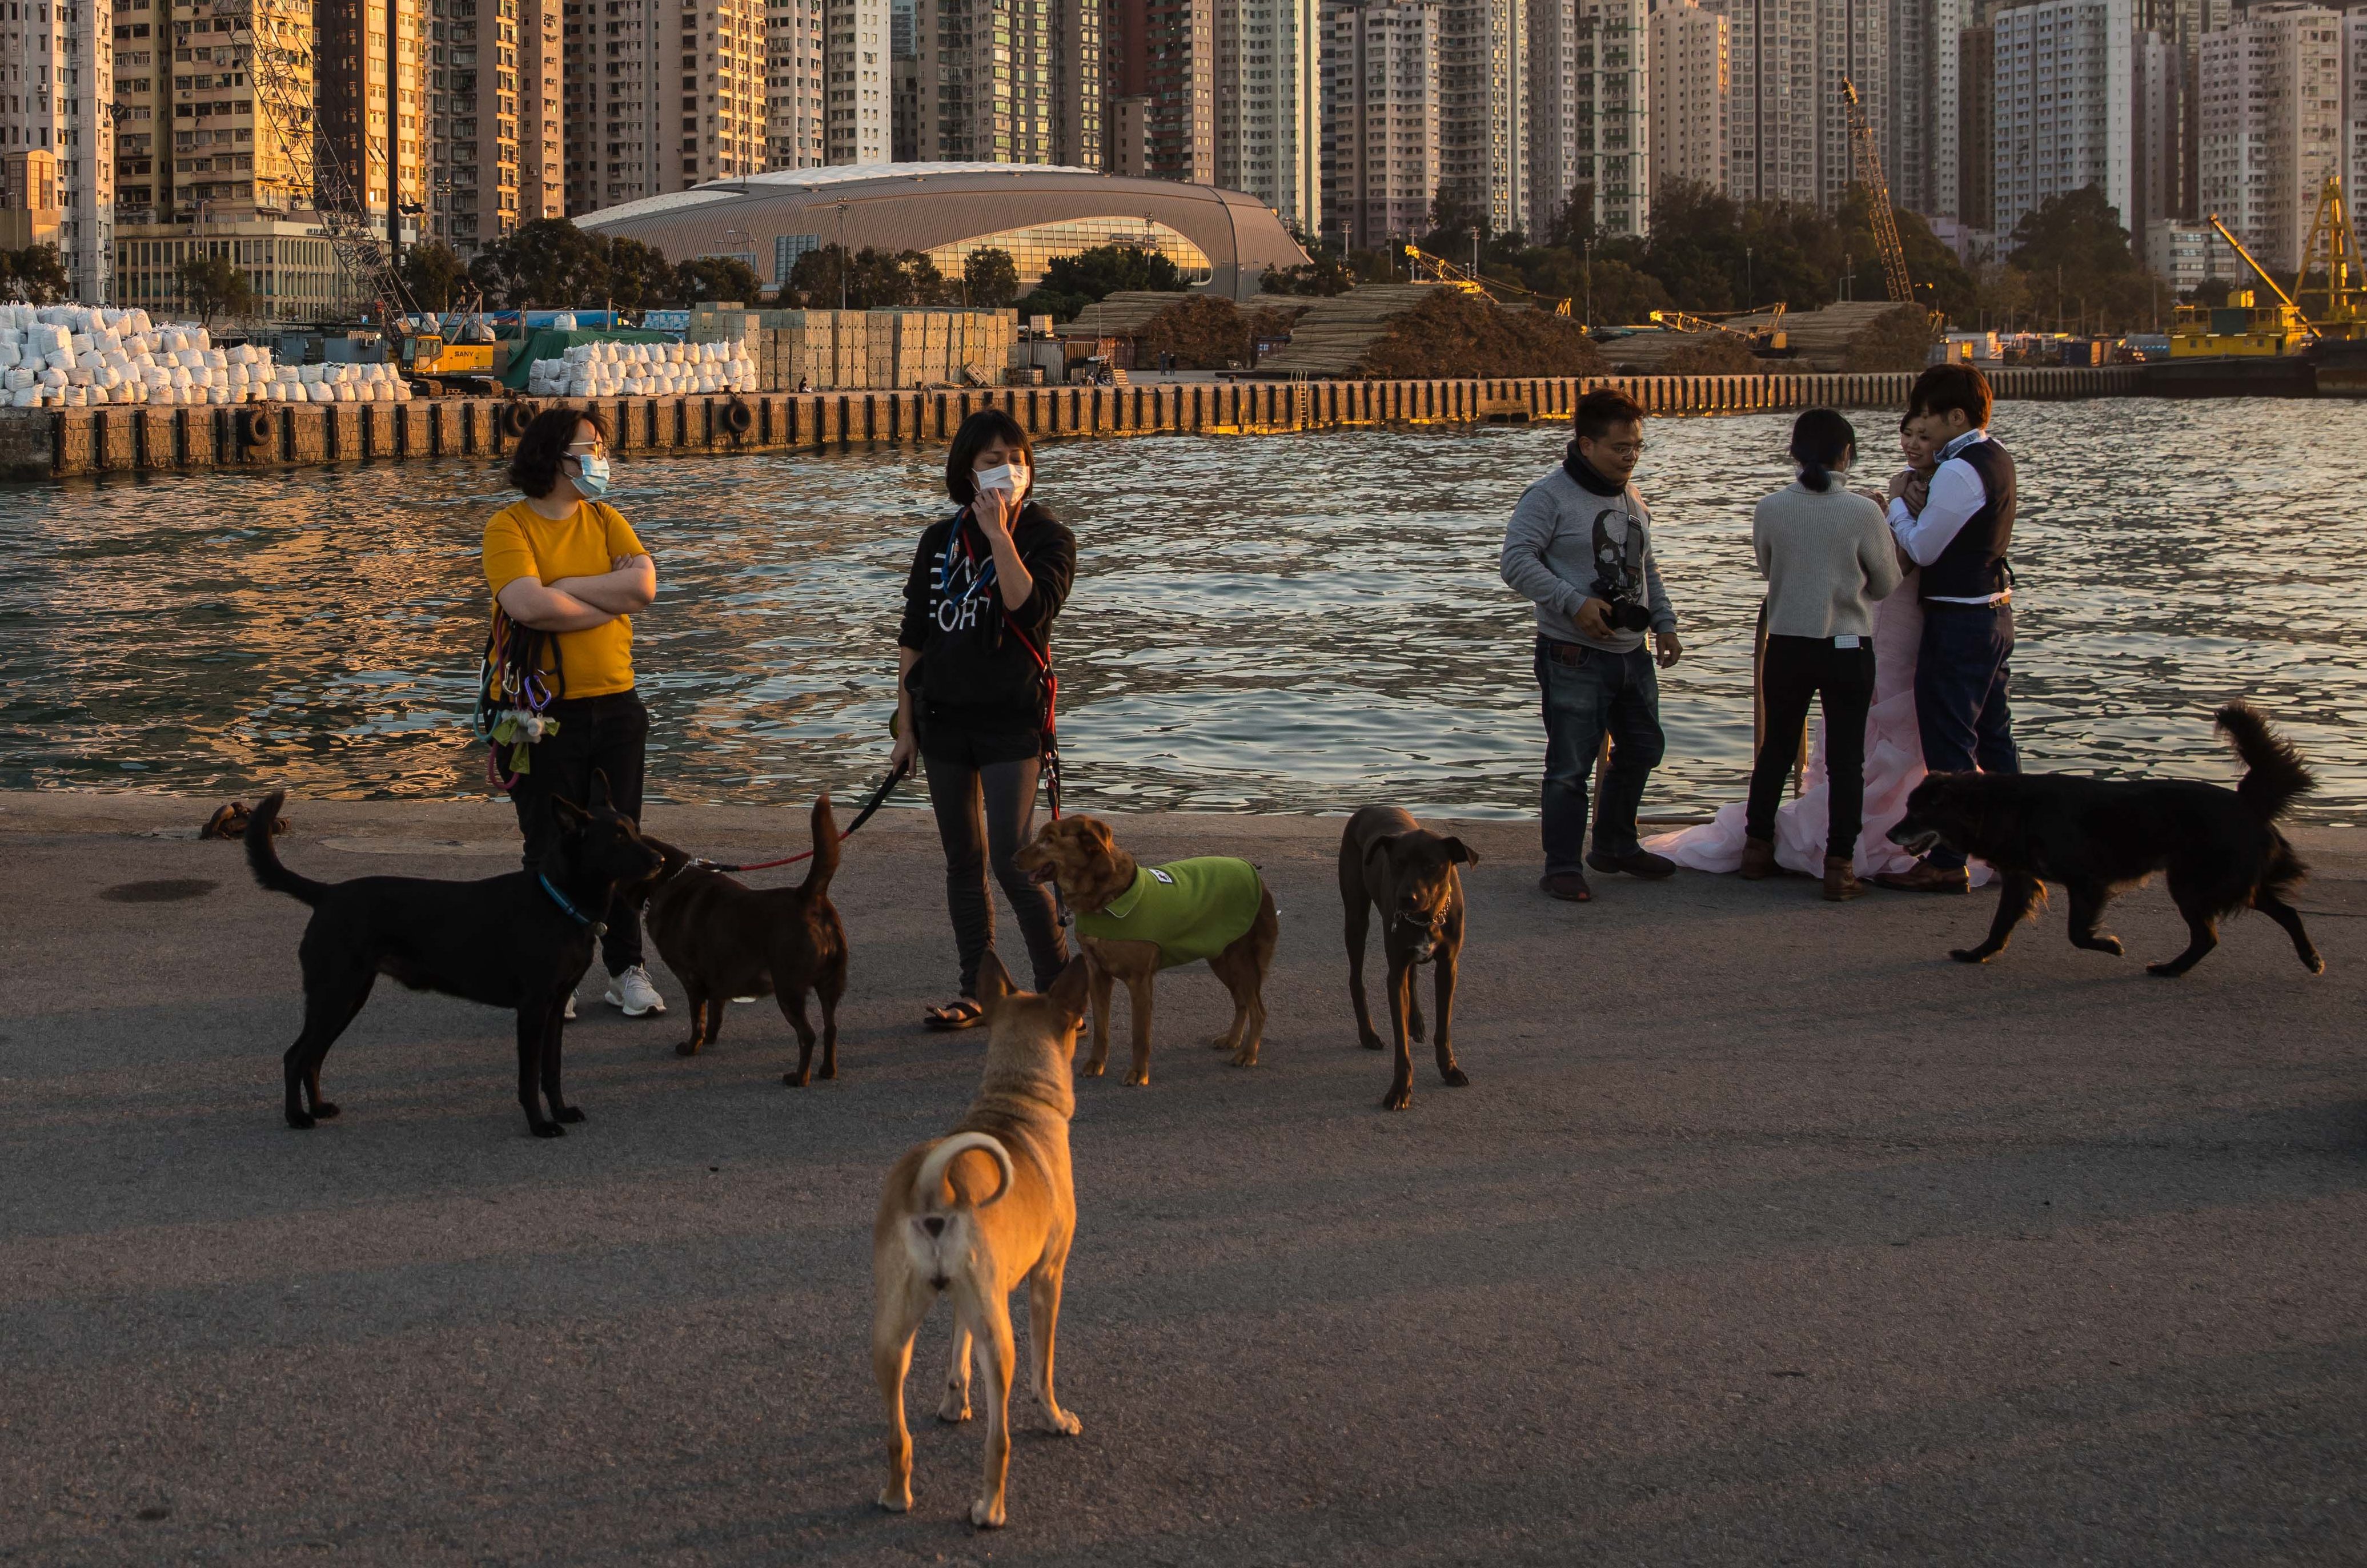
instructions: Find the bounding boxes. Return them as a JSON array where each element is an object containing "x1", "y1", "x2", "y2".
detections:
[
  {"x1": 1744, "y1": 244, "x2": 1753, "y2": 308},
  {"x1": 837, "y1": 201, "x2": 849, "y2": 311}
]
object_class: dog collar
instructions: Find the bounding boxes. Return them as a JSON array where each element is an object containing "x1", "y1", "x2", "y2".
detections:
[{"x1": 539, "y1": 874, "x2": 608, "y2": 938}]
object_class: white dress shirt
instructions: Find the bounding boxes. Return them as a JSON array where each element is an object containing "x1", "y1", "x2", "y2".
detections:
[{"x1": 1887, "y1": 429, "x2": 2008, "y2": 606}]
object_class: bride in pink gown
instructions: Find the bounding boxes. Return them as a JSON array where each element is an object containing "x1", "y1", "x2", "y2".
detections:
[{"x1": 1646, "y1": 423, "x2": 1990, "y2": 884}]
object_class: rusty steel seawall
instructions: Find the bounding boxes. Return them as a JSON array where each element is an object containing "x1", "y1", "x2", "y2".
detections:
[{"x1": 5, "y1": 367, "x2": 2148, "y2": 481}]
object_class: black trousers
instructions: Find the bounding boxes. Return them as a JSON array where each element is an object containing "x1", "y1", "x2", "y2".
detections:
[
  {"x1": 923, "y1": 729, "x2": 1068, "y2": 997},
  {"x1": 1747, "y1": 636, "x2": 1876, "y2": 861},
  {"x1": 510, "y1": 690, "x2": 648, "y2": 975}
]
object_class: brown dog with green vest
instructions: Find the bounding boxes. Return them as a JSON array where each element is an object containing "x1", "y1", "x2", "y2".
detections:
[{"x1": 1013, "y1": 815, "x2": 1278, "y2": 1085}]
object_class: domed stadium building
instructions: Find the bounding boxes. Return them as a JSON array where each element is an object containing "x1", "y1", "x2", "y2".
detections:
[{"x1": 574, "y1": 164, "x2": 1311, "y2": 300}]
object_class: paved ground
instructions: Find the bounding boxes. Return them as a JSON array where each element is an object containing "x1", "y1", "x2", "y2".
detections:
[{"x1": 3, "y1": 789, "x2": 2365, "y2": 1566}]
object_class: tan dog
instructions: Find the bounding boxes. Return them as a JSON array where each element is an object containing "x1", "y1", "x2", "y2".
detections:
[
  {"x1": 1013, "y1": 815, "x2": 1278, "y2": 1086},
  {"x1": 872, "y1": 952, "x2": 1089, "y2": 1529}
]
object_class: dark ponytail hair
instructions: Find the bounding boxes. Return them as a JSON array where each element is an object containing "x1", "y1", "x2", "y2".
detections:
[{"x1": 1788, "y1": 407, "x2": 1855, "y2": 493}]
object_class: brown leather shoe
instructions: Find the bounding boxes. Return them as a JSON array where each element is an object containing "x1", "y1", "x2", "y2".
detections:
[
  {"x1": 1538, "y1": 870, "x2": 1592, "y2": 902},
  {"x1": 1587, "y1": 847, "x2": 1677, "y2": 880},
  {"x1": 1871, "y1": 861, "x2": 1971, "y2": 894},
  {"x1": 1738, "y1": 837, "x2": 1778, "y2": 881},
  {"x1": 1823, "y1": 855, "x2": 1866, "y2": 900}
]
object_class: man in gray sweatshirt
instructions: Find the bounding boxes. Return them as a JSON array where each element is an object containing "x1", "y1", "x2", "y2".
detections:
[{"x1": 1499, "y1": 388, "x2": 1684, "y2": 902}]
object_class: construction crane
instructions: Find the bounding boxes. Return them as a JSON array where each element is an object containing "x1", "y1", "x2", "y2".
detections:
[
  {"x1": 222, "y1": 0, "x2": 414, "y2": 323},
  {"x1": 2292, "y1": 175, "x2": 2367, "y2": 341},
  {"x1": 1840, "y1": 78, "x2": 1916, "y2": 308},
  {"x1": 1402, "y1": 243, "x2": 1575, "y2": 316}
]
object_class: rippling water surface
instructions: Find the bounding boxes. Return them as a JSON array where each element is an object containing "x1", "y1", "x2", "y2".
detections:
[{"x1": 3, "y1": 398, "x2": 2363, "y2": 822}]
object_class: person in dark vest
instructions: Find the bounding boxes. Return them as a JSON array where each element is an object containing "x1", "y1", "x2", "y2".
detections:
[{"x1": 1874, "y1": 363, "x2": 2019, "y2": 892}]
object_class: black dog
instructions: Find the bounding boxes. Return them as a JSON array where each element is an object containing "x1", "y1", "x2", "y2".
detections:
[
  {"x1": 1340, "y1": 805, "x2": 1477, "y2": 1110},
  {"x1": 244, "y1": 778, "x2": 662, "y2": 1136},
  {"x1": 639, "y1": 794, "x2": 848, "y2": 1086},
  {"x1": 1887, "y1": 702, "x2": 2322, "y2": 978}
]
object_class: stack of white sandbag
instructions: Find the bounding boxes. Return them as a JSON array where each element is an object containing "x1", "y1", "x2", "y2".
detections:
[
  {"x1": 258, "y1": 360, "x2": 414, "y2": 404},
  {"x1": 525, "y1": 337, "x2": 756, "y2": 399},
  {"x1": 0, "y1": 301, "x2": 326, "y2": 409}
]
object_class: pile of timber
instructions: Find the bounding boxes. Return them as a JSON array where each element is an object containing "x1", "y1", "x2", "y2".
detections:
[
  {"x1": 1595, "y1": 329, "x2": 1697, "y2": 373},
  {"x1": 1727, "y1": 301, "x2": 1911, "y2": 372},
  {"x1": 1251, "y1": 284, "x2": 1446, "y2": 377},
  {"x1": 1055, "y1": 291, "x2": 1191, "y2": 340}
]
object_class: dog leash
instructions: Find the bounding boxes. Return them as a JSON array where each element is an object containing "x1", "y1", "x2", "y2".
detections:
[{"x1": 701, "y1": 766, "x2": 909, "y2": 873}]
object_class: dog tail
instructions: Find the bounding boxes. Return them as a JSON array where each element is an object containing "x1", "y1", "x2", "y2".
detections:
[
  {"x1": 2217, "y1": 701, "x2": 2314, "y2": 822},
  {"x1": 799, "y1": 791, "x2": 840, "y2": 899},
  {"x1": 912, "y1": 1131, "x2": 1014, "y2": 1212},
  {"x1": 243, "y1": 789, "x2": 326, "y2": 907}
]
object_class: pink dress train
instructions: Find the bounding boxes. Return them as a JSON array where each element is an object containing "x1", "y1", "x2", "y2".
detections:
[{"x1": 1645, "y1": 569, "x2": 1991, "y2": 884}]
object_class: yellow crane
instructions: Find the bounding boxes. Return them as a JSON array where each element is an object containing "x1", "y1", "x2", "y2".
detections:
[
  {"x1": 1401, "y1": 243, "x2": 1574, "y2": 316},
  {"x1": 1841, "y1": 78, "x2": 1915, "y2": 307},
  {"x1": 2173, "y1": 214, "x2": 2313, "y2": 357}
]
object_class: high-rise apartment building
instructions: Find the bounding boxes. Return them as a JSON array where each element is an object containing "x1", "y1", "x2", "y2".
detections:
[
  {"x1": 2345, "y1": 9, "x2": 2367, "y2": 259},
  {"x1": 8, "y1": 0, "x2": 115, "y2": 299},
  {"x1": 1718, "y1": 0, "x2": 1886, "y2": 210},
  {"x1": 1217, "y1": 0, "x2": 1319, "y2": 235},
  {"x1": 1957, "y1": 20, "x2": 1991, "y2": 235},
  {"x1": 2198, "y1": 2, "x2": 2342, "y2": 273},
  {"x1": 766, "y1": 0, "x2": 826, "y2": 169},
  {"x1": 316, "y1": 0, "x2": 430, "y2": 252},
  {"x1": 1889, "y1": 0, "x2": 1971, "y2": 222},
  {"x1": 564, "y1": 0, "x2": 765, "y2": 212},
  {"x1": 1530, "y1": 0, "x2": 1644, "y2": 238},
  {"x1": 1319, "y1": 0, "x2": 1438, "y2": 248},
  {"x1": 425, "y1": 0, "x2": 564, "y2": 257},
  {"x1": 1991, "y1": 0, "x2": 2132, "y2": 239},
  {"x1": 823, "y1": 0, "x2": 891, "y2": 163},
  {"x1": 889, "y1": 0, "x2": 1101, "y2": 166},
  {"x1": 1439, "y1": 0, "x2": 1523, "y2": 233},
  {"x1": 1647, "y1": 0, "x2": 1724, "y2": 199},
  {"x1": 1106, "y1": 0, "x2": 1215, "y2": 182}
]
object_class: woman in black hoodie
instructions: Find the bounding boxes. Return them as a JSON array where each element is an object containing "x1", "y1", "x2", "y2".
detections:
[{"x1": 893, "y1": 409, "x2": 1077, "y2": 1030}]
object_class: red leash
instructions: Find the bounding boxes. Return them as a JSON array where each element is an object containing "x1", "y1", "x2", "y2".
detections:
[{"x1": 704, "y1": 767, "x2": 908, "y2": 873}]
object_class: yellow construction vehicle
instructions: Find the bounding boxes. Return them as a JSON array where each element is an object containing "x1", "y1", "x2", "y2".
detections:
[
  {"x1": 393, "y1": 301, "x2": 501, "y2": 396},
  {"x1": 1401, "y1": 243, "x2": 1574, "y2": 316},
  {"x1": 1648, "y1": 303, "x2": 1788, "y2": 348}
]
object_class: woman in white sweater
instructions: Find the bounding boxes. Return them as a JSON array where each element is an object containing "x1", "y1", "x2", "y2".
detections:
[{"x1": 1740, "y1": 409, "x2": 1901, "y2": 899}]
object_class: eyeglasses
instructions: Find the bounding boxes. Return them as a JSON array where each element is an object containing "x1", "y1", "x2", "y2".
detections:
[{"x1": 565, "y1": 440, "x2": 608, "y2": 459}]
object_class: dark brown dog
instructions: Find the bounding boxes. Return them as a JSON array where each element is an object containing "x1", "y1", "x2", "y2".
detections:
[
  {"x1": 640, "y1": 794, "x2": 848, "y2": 1085},
  {"x1": 1340, "y1": 806, "x2": 1475, "y2": 1110},
  {"x1": 1012, "y1": 815, "x2": 1278, "y2": 1086}
]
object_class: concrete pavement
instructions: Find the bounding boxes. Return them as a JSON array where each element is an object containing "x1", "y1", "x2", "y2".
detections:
[{"x1": 3, "y1": 789, "x2": 2364, "y2": 1566}]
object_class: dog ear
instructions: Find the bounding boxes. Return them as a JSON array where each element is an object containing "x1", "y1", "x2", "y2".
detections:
[
  {"x1": 1045, "y1": 954, "x2": 1090, "y2": 1025},
  {"x1": 549, "y1": 795, "x2": 592, "y2": 835},
  {"x1": 1442, "y1": 836, "x2": 1479, "y2": 867},
  {"x1": 1361, "y1": 833, "x2": 1399, "y2": 873},
  {"x1": 976, "y1": 951, "x2": 1017, "y2": 1014},
  {"x1": 1079, "y1": 817, "x2": 1115, "y2": 855},
  {"x1": 589, "y1": 770, "x2": 615, "y2": 812}
]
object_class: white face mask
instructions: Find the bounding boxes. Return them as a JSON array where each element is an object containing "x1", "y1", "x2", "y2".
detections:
[{"x1": 974, "y1": 461, "x2": 1026, "y2": 498}]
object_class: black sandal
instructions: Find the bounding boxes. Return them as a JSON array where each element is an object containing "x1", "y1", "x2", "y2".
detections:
[{"x1": 922, "y1": 998, "x2": 984, "y2": 1031}]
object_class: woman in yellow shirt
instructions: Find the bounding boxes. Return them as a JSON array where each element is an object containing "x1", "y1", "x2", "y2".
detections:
[{"x1": 481, "y1": 407, "x2": 666, "y2": 1017}]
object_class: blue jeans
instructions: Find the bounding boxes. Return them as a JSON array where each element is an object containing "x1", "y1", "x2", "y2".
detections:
[
  {"x1": 1535, "y1": 637, "x2": 1666, "y2": 873},
  {"x1": 1913, "y1": 603, "x2": 2020, "y2": 870}
]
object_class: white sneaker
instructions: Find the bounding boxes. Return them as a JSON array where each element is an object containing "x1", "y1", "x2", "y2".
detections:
[
  {"x1": 604, "y1": 964, "x2": 667, "y2": 1017},
  {"x1": 563, "y1": 993, "x2": 577, "y2": 1021}
]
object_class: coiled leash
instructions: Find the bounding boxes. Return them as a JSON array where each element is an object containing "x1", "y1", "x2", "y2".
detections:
[
  {"x1": 700, "y1": 765, "x2": 910, "y2": 873},
  {"x1": 475, "y1": 608, "x2": 564, "y2": 794}
]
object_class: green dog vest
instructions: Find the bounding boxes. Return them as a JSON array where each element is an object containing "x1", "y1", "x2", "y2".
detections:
[{"x1": 1073, "y1": 857, "x2": 1263, "y2": 968}]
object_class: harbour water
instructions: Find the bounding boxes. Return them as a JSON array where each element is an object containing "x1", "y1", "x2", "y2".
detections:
[{"x1": 2, "y1": 396, "x2": 2362, "y2": 823}]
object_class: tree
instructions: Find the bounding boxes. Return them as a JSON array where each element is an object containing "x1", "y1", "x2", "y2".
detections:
[
  {"x1": 0, "y1": 243, "x2": 71, "y2": 304},
  {"x1": 398, "y1": 240, "x2": 468, "y2": 312},
  {"x1": 2007, "y1": 184, "x2": 2142, "y2": 280},
  {"x1": 467, "y1": 216, "x2": 611, "y2": 307},
  {"x1": 178, "y1": 254, "x2": 253, "y2": 323},
  {"x1": 1038, "y1": 243, "x2": 1185, "y2": 303},
  {"x1": 787, "y1": 243, "x2": 850, "y2": 308},
  {"x1": 674, "y1": 254, "x2": 761, "y2": 305},
  {"x1": 1258, "y1": 252, "x2": 1355, "y2": 296},
  {"x1": 605, "y1": 236, "x2": 678, "y2": 309},
  {"x1": 963, "y1": 246, "x2": 1020, "y2": 307}
]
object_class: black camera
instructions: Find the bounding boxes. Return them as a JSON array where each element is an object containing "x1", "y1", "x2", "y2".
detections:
[{"x1": 1591, "y1": 580, "x2": 1652, "y2": 633}]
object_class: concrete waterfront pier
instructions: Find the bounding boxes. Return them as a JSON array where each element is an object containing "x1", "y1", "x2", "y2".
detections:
[
  {"x1": 3, "y1": 365, "x2": 2147, "y2": 481},
  {"x1": 3, "y1": 791, "x2": 2362, "y2": 1561}
]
